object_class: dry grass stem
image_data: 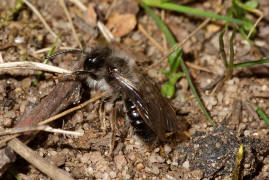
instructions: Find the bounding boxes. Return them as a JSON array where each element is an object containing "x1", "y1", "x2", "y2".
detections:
[
  {"x1": 138, "y1": 24, "x2": 165, "y2": 53},
  {"x1": 186, "y1": 62, "x2": 214, "y2": 74},
  {"x1": 8, "y1": 138, "x2": 74, "y2": 180},
  {"x1": 0, "y1": 125, "x2": 83, "y2": 136},
  {"x1": 34, "y1": 46, "x2": 79, "y2": 54},
  {"x1": 0, "y1": 61, "x2": 72, "y2": 74},
  {"x1": 22, "y1": 0, "x2": 57, "y2": 39},
  {"x1": 146, "y1": 18, "x2": 211, "y2": 71},
  {"x1": 97, "y1": 21, "x2": 115, "y2": 43},
  {"x1": 105, "y1": 0, "x2": 118, "y2": 19},
  {"x1": 0, "y1": 135, "x2": 19, "y2": 148},
  {"x1": 69, "y1": 0, "x2": 87, "y2": 11},
  {"x1": 59, "y1": 0, "x2": 83, "y2": 49},
  {"x1": 247, "y1": 9, "x2": 264, "y2": 39},
  {"x1": 39, "y1": 92, "x2": 108, "y2": 125}
]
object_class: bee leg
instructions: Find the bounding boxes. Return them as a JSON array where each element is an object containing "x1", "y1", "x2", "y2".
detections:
[
  {"x1": 98, "y1": 100, "x2": 107, "y2": 133},
  {"x1": 109, "y1": 102, "x2": 118, "y2": 156}
]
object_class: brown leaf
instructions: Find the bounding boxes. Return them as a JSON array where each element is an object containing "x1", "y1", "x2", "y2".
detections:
[{"x1": 106, "y1": 12, "x2": 137, "y2": 38}]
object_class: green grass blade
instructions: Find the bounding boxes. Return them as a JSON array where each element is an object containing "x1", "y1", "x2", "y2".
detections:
[
  {"x1": 180, "y1": 59, "x2": 215, "y2": 126},
  {"x1": 34, "y1": 32, "x2": 62, "y2": 85},
  {"x1": 219, "y1": 31, "x2": 228, "y2": 68},
  {"x1": 228, "y1": 28, "x2": 236, "y2": 70},
  {"x1": 143, "y1": 0, "x2": 245, "y2": 25},
  {"x1": 256, "y1": 106, "x2": 269, "y2": 127},
  {"x1": 233, "y1": 57, "x2": 269, "y2": 68},
  {"x1": 139, "y1": 1, "x2": 214, "y2": 125},
  {"x1": 139, "y1": 1, "x2": 176, "y2": 45}
]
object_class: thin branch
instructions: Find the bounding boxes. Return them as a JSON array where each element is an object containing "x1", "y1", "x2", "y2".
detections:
[
  {"x1": 8, "y1": 138, "x2": 74, "y2": 180},
  {"x1": 138, "y1": 23, "x2": 165, "y2": 53},
  {"x1": 247, "y1": 9, "x2": 264, "y2": 39},
  {"x1": 97, "y1": 21, "x2": 116, "y2": 43},
  {"x1": 0, "y1": 61, "x2": 72, "y2": 74},
  {"x1": 22, "y1": 0, "x2": 57, "y2": 39},
  {"x1": 0, "y1": 125, "x2": 83, "y2": 136},
  {"x1": 145, "y1": 17, "x2": 211, "y2": 71},
  {"x1": 68, "y1": 0, "x2": 87, "y2": 11},
  {"x1": 59, "y1": 0, "x2": 82, "y2": 49},
  {"x1": 39, "y1": 92, "x2": 108, "y2": 125}
]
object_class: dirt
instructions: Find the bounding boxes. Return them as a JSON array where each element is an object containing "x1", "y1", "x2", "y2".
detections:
[{"x1": 0, "y1": 0, "x2": 269, "y2": 179}]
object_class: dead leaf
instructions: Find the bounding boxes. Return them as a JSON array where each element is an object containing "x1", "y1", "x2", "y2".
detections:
[{"x1": 106, "y1": 12, "x2": 137, "y2": 38}]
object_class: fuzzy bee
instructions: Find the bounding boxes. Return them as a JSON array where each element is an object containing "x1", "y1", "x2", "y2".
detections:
[
  {"x1": 79, "y1": 46, "x2": 179, "y2": 142},
  {"x1": 48, "y1": 46, "x2": 179, "y2": 142}
]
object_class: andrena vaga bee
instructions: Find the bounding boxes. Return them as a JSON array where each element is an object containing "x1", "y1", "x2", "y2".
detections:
[
  {"x1": 49, "y1": 46, "x2": 180, "y2": 142},
  {"x1": 79, "y1": 46, "x2": 180, "y2": 142}
]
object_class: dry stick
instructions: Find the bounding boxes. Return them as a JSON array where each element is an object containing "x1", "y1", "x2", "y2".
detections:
[
  {"x1": 145, "y1": 18, "x2": 211, "y2": 71},
  {"x1": 34, "y1": 46, "x2": 79, "y2": 54},
  {"x1": 0, "y1": 125, "x2": 83, "y2": 136},
  {"x1": 59, "y1": 0, "x2": 83, "y2": 49},
  {"x1": 39, "y1": 92, "x2": 107, "y2": 125},
  {"x1": 138, "y1": 24, "x2": 165, "y2": 53},
  {"x1": 247, "y1": 9, "x2": 264, "y2": 39},
  {"x1": 68, "y1": 0, "x2": 87, "y2": 11},
  {"x1": 0, "y1": 92, "x2": 106, "y2": 146},
  {"x1": 185, "y1": 61, "x2": 214, "y2": 74},
  {"x1": 8, "y1": 138, "x2": 73, "y2": 180},
  {"x1": 97, "y1": 21, "x2": 115, "y2": 43},
  {"x1": 105, "y1": 0, "x2": 118, "y2": 19},
  {"x1": 22, "y1": 0, "x2": 57, "y2": 39},
  {"x1": 0, "y1": 61, "x2": 72, "y2": 74}
]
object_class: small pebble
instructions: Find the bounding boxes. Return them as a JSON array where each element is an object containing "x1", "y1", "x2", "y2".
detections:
[
  {"x1": 136, "y1": 163, "x2": 144, "y2": 170},
  {"x1": 183, "y1": 160, "x2": 190, "y2": 169},
  {"x1": 114, "y1": 155, "x2": 127, "y2": 169},
  {"x1": 14, "y1": 36, "x2": 25, "y2": 44},
  {"x1": 164, "y1": 144, "x2": 172, "y2": 154},
  {"x1": 3, "y1": 118, "x2": 12, "y2": 127}
]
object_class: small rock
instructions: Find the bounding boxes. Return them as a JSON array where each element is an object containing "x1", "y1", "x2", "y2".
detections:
[
  {"x1": 183, "y1": 160, "x2": 190, "y2": 169},
  {"x1": 136, "y1": 163, "x2": 144, "y2": 170},
  {"x1": 164, "y1": 144, "x2": 172, "y2": 154},
  {"x1": 71, "y1": 167, "x2": 86, "y2": 179},
  {"x1": 3, "y1": 118, "x2": 12, "y2": 127},
  {"x1": 114, "y1": 155, "x2": 127, "y2": 169},
  {"x1": 80, "y1": 153, "x2": 91, "y2": 164}
]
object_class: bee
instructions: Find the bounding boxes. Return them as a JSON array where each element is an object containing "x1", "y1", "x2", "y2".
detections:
[{"x1": 48, "y1": 46, "x2": 179, "y2": 142}]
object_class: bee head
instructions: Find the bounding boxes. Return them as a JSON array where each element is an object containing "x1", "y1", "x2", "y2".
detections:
[{"x1": 83, "y1": 47, "x2": 112, "y2": 72}]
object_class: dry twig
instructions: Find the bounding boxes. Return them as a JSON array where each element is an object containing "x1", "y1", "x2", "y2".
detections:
[
  {"x1": 59, "y1": 0, "x2": 83, "y2": 49},
  {"x1": 97, "y1": 21, "x2": 115, "y2": 43},
  {"x1": 0, "y1": 61, "x2": 72, "y2": 74},
  {"x1": 138, "y1": 24, "x2": 165, "y2": 53},
  {"x1": 22, "y1": 0, "x2": 57, "y2": 39},
  {"x1": 247, "y1": 9, "x2": 264, "y2": 39},
  {"x1": 146, "y1": 18, "x2": 211, "y2": 71},
  {"x1": 0, "y1": 125, "x2": 83, "y2": 136},
  {"x1": 68, "y1": 0, "x2": 87, "y2": 11},
  {"x1": 39, "y1": 92, "x2": 108, "y2": 125},
  {"x1": 8, "y1": 138, "x2": 74, "y2": 180}
]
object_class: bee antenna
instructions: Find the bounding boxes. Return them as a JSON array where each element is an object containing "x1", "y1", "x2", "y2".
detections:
[{"x1": 45, "y1": 49, "x2": 83, "y2": 60}]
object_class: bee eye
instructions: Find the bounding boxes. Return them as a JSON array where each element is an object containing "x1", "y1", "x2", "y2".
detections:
[
  {"x1": 84, "y1": 55, "x2": 104, "y2": 70},
  {"x1": 83, "y1": 47, "x2": 112, "y2": 71}
]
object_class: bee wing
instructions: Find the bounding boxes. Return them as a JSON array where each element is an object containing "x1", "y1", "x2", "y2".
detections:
[{"x1": 113, "y1": 71, "x2": 178, "y2": 141}]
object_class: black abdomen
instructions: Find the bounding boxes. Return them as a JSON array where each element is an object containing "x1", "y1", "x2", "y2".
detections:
[{"x1": 124, "y1": 99, "x2": 156, "y2": 142}]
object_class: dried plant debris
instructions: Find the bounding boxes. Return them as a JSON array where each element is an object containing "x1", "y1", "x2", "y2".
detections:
[{"x1": 175, "y1": 126, "x2": 269, "y2": 179}]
